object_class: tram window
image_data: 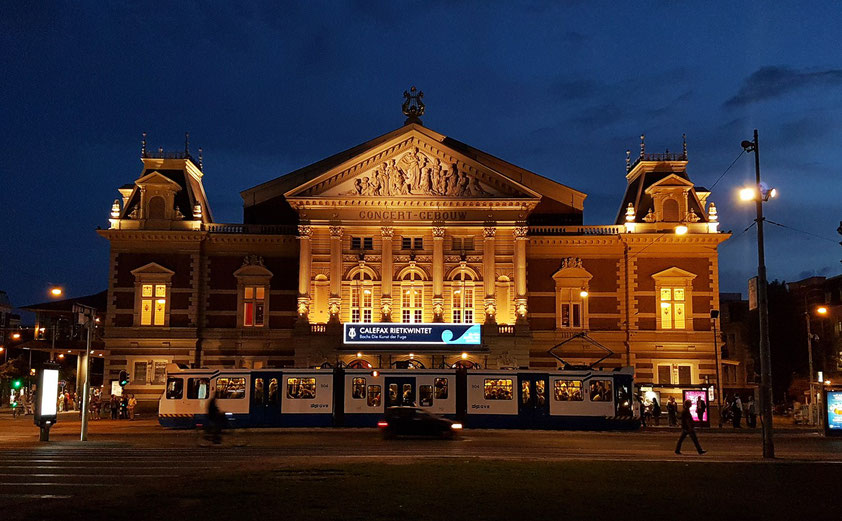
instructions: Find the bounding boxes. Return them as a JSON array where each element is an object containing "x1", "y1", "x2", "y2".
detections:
[
  {"x1": 434, "y1": 378, "x2": 448, "y2": 399},
  {"x1": 268, "y1": 378, "x2": 279, "y2": 405},
  {"x1": 287, "y1": 377, "x2": 316, "y2": 399},
  {"x1": 419, "y1": 385, "x2": 433, "y2": 407},
  {"x1": 589, "y1": 380, "x2": 613, "y2": 402},
  {"x1": 352, "y1": 378, "x2": 366, "y2": 399},
  {"x1": 187, "y1": 378, "x2": 210, "y2": 399},
  {"x1": 401, "y1": 384, "x2": 414, "y2": 406},
  {"x1": 615, "y1": 382, "x2": 632, "y2": 416},
  {"x1": 367, "y1": 385, "x2": 381, "y2": 407},
  {"x1": 521, "y1": 380, "x2": 530, "y2": 405},
  {"x1": 165, "y1": 378, "x2": 183, "y2": 399},
  {"x1": 388, "y1": 384, "x2": 398, "y2": 405},
  {"x1": 536, "y1": 380, "x2": 546, "y2": 406},
  {"x1": 253, "y1": 378, "x2": 264, "y2": 405},
  {"x1": 215, "y1": 377, "x2": 246, "y2": 399},
  {"x1": 553, "y1": 380, "x2": 583, "y2": 401},
  {"x1": 484, "y1": 379, "x2": 513, "y2": 400}
]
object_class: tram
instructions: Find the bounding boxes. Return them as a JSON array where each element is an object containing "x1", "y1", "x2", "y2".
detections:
[{"x1": 158, "y1": 364, "x2": 637, "y2": 430}]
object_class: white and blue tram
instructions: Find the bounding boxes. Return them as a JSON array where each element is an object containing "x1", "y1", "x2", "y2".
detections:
[{"x1": 158, "y1": 364, "x2": 637, "y2": 430}]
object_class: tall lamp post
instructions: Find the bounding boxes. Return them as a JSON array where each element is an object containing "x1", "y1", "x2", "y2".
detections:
[
  {"x1": 808, "y1": 306, "x2": 829, "y2": 427},
  {"x1": 740, "y1": 129, "x2": 777, "y2": 458},
  {"x1": 711, "y1": 309, "x2": 723, "y2": 408}
]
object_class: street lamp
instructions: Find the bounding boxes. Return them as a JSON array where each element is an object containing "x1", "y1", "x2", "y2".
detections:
[
  {"x1": 711, "y1": 309, "x2": 723, "y2": 408},
  {"x1": 740, "y1": 130, "x2": 775, "y2": 458},
  {"x1": 49, "y1": 287, "x2": 63, "y2": 297}
]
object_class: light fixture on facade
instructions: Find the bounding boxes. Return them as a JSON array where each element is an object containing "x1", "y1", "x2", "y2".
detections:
[
  {"x1": 193, "y1": 202, "x2": 203, "y2": 220},
  {"x1": 11, "y1": 333, "x2": 20, "y2": 340},
  {"x1": 461, "y1": 352, "x2": 468, "y2": 360},
  {"x1": 111, "y1": 199, "x2": 121, "y2": 218},
  {"x1": 356, "y1": 352, "x2": 362, "y2": 358},
  {"x1": 409, "y1": 353, "x2": 414, "y2": 359},
  {"x1": 674, "y1": 225, "x2": 688, "y2": 235},
  {"x1": 579, "y1": 288, "x2": 589, "y2": 298},
  {"x1": 817, "y1": 306, "x2": 828, "y2": 315}
]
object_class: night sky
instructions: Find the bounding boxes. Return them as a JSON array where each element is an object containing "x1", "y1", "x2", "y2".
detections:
[{"x1": 2, "y1": 2, "x2": 841, "y2": 312}]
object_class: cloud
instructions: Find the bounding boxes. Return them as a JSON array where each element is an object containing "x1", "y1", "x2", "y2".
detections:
[{"x1": 725, "y1": 66, "x2": 842, "y2": 107}]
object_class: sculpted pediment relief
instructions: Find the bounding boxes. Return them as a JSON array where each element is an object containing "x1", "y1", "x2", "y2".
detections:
[{"x1": 288, "y1": 136, "x2": 537, "y2": 200}]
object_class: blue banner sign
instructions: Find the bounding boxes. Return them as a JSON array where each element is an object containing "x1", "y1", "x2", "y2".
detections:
[
  {"x1": 343, "y1": 323, "x2": 481, "y2": 345},
  {"x1": 828, "y1": 391, "x2": 842, "y2": 431}
]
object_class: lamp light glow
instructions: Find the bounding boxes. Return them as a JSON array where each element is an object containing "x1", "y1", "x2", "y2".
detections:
[
  {"x1": 739, "y1": 187, "x2": 756, "y2": 201},
  {"x1": 579, "y1": 289, "x2": 589, "y2": 298},
  {"x1": 50, "y1": 287, "x2": 63, "y2": 297},
  {"x1": 675, "y1": 225, "x2": 688, "y2": 235},
  {"x1": 817, "y1": 306, "x2": 828, "y2": 315}
]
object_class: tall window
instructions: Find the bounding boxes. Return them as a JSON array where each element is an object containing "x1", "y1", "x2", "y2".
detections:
[
  {"x1": 402, "y1": 237, "x2": 423, "y2": 250},
  {"x1": 659, "y1": 287, "x2": 686, "y2": 329},
  {"x1": 350, "y1": 270, "x2": 374, "y2": 323},
  {"x1": 140, "y1": 284, "x2": 167, "y2": 326},
  {"x1": 243, "y1": 286, "x2": 266, "y2": 327},
  {"x1": 557, "y1": 288, "x2": 584, "y2": 328},
  {"x1": 401, "y1": 270, "x2": 423, "y2": 323},
  {"x1": 451, "y1": 271, "x2": 474, "y2": 323}
]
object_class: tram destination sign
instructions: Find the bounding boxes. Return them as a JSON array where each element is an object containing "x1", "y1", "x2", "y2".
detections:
[{"x1": 343, "y1": 323, "x2": 481, "y2": 345}]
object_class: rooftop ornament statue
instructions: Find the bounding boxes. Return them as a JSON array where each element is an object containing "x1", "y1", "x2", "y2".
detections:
[{"x1": 402, "y1": 86, "x2": 425, "y2": 125}]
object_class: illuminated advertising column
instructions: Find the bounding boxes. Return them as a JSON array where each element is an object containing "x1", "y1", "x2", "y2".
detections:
[{"x1": 34, "y1": 362, "x2": 60, "y2": 441}]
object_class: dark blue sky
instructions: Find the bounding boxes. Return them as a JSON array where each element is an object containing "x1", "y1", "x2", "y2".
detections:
[{"x1": 2, "y1": 1, "x2": 841, "y2": 311}]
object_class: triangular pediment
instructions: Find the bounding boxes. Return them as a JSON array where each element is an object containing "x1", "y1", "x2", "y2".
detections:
[
  {"x1": 651, "y1": 267, "x2": 697, "y2": 280},
  {"x1": 284, "y1": 128, "x2": 540, "y2": 200},
  {"x1": 135, "y1": 171, "x2": 183, "y2": 190},
  {"x1": 644, "y1": 174, "x2": 694, "y2": 193},
  {"x1": 130, "y1": 262, "x2": 175, "y2": 280}
]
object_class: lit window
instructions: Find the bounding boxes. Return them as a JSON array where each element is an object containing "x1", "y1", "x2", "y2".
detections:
[
  {"x1": 434, "y1": 378, "x2": 448, "y2": 399},
  {"x1": 401, "y1": 270, "x2": 423, "y2": 323},
  {"x1": 419, "y1": 385, "x2": 433, "y2": 407},
  {"x1": 133, "y1": 361, "x2": 148, "y2": 384},
  {"x1": 243, "y1": 286, "x2": 266, "y2": 327},
  {"x1": 352, "y1": 377, "x2": 366, "y2": 399},
  {"x1": 140, "y1": 284, "x2": 167, "y2": 326},
  {"x1": 350, "y1": 271, "x2": 374, "y2": 323},
  {"x1": 215, "y1": 377, "x2": 246, "y2": 399},
  {"x1": 557, "y1": 288, "x2": 585, "y2": 328},
  {"x1": 553, "y1": 380, "x2": 583, "y2": 401},
  {"x1": 659, "y1": 287, "x2": 686, "y2": 329},
  {"x1": 165, "y1": 377, "x2": 183, "y2": 399},
  {"x1": 483, "y1": 379, "x2": 513, "y2": 400},
  {"x1": 286, "y1": 377, "x2": 316, "y2": 399},
  {"x1": 253, "y1": 378, "x2": 264, "y2": 404},
  {"x1": 588, "y1": 380, "x2": 612, "y2": 401},
  {"x1": 187, "y1": 378, "x2": 209, "y2": 399},
  {"x1": 367, "y1": 385, "x2": 381, "y2": 407},
  {"x1": 451, "y1": 271, "x2": 474, "y2": 323}
]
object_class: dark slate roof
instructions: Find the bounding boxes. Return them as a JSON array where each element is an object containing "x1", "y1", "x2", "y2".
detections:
[
  {"x1": 20, "y1": 290, "x2": 108, "y2": 314},
  {"x1": 614, "y1": 168, "x2": 707, "y2": 224}
]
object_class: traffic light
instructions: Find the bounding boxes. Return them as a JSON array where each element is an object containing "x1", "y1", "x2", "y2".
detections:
[
  {"x1": 118, "y1": 370, "x2": 129, "y2": 387},
  {"x1": 12, "y1": 379, "x2": 22, "y2": 390}
]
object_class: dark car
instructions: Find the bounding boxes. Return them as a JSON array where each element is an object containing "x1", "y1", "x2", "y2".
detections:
[{"x1": 378, "y1": 406, "x2": 463, "y2": 439}]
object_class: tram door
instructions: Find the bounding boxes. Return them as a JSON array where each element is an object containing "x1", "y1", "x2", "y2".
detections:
[
  {"x1": 518, "y1": 374, "x2": 549, "y2": 428},
  {"x1": 385, "y1": 377, "x2": 416, "y2": 407},
  {"x1": 251, "y1": 372, "x2": 282, "y2": 426}
]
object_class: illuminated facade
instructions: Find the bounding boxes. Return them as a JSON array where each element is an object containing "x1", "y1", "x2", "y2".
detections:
[{"x1": 99, "y1": 106, "x2": 729, "y2": 404}]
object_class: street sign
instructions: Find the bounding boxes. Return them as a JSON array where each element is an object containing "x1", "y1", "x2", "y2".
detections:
[{"x1": 748, "y1": 277, "x2": 758, "y2": 311}]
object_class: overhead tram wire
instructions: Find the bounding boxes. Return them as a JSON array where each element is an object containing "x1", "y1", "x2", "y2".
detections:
[
  {"x1": 765, "y1": 219, "x2": 839, "y2": 244},
  {"x1": 707, "y1": 149, "x2": 748, "y2": 194}
]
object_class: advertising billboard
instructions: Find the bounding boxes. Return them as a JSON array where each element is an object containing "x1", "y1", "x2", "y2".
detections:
[
  {"x1": 683, "y1": 390, "x2": 709, "y2": 425},
  {"x1": 826, "y1": 391, "x2": 842, "y2": 435},
  {"x1": 343, "y1": 323, "x2": 481, "y2": 345}
]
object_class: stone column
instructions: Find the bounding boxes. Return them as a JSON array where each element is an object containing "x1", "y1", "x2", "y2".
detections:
[
  {"x1": 328, "y1": 225, "x2": 343, "y2": 323},
  {"x1": 432, "y1": 225, "x2": 445, "y2": 322},
  {"x1": 483, "y1": 224, "x2": 497, "y2": 324},
  {"x1": 296, "y1": 225, "x2": 312, "y2": 324},
  {"x1": 380, "y1": 226, "x2": 394, "y2": 321},
  {"x1": 514, "y1": 224, "x2": 528, "y2": 324}
]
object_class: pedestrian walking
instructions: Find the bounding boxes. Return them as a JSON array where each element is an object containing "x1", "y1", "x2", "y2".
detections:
[
  {"x1": 667, "y1": 397, "x2": 678, "y2": 427},
  {"x1": 732, "y1": 395, "x2": 743, "y2": 428},
  {"x1": 675, "y1": 399, "x2": 706, "y2": 455},
  {"x1": 652, "y1": 397, "x2": 662, "y2": 426},
  {"x1": 128, "y1": 394, "x2": 137, "y2": 420},
  {"x1": 746, "y1": 396, "x2": 757, "y2": 428}
]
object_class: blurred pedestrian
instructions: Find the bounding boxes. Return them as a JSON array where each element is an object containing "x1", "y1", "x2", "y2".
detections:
[
  {"x1": 746, "y1": 396, "x2": 757, "y2": 428},
  {"x1": 652, "y1": 397, "x2": 662, "y2": 426},
  {"x1": 667, "y1": 397, "x2": 678, "y2": 427},
  {"x1": 110, "y1": 394, "x2": 119, "y2": 419},
  {"x1": 128, "y1": 394, "x2": 137, "y2": 420},
  {"x1": 732, "y1": 395, "x2": 743, "y2": 428},
  {"x1": 696, "y1": 396, "x2": 707, "y2": 424},
  {"x1": 675, "y1": 399, "x2": 706, "y2": 455}
]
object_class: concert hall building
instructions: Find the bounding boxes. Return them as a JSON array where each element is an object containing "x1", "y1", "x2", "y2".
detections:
[{"x1": 98, "y1": 98, "x2": 729, "y2": 404}]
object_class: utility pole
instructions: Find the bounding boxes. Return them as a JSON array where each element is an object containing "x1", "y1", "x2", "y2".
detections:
[
  {"x1": 711, "y1": 309, "x2": 723, "y2": 407},
  {"x1": 73, "y1": 303, "x2": 96, "y2": 442},
  {"x1": 805, "y1": 311, "x2": 816, "y2": 425},
  {"x1": 742, "y1": 129, "x2": 775, "y2": 458}
]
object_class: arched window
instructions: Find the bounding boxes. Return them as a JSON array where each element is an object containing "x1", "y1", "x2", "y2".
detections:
[
  {"x1": 147, "y1": 196, "x2": 166, "y2": 220},
  {"x1": 349, "y1": 270, "x2": 374, "y2": 323},
  {"x1": 401, "y1": 270, "x2": 423, "y2": 323},
  {"x1": 662, "y1": 198, "x2": 680, "y2": 222},
  {"x1": 451, "y1": 270, "x2": 475, "y2": 324}
]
